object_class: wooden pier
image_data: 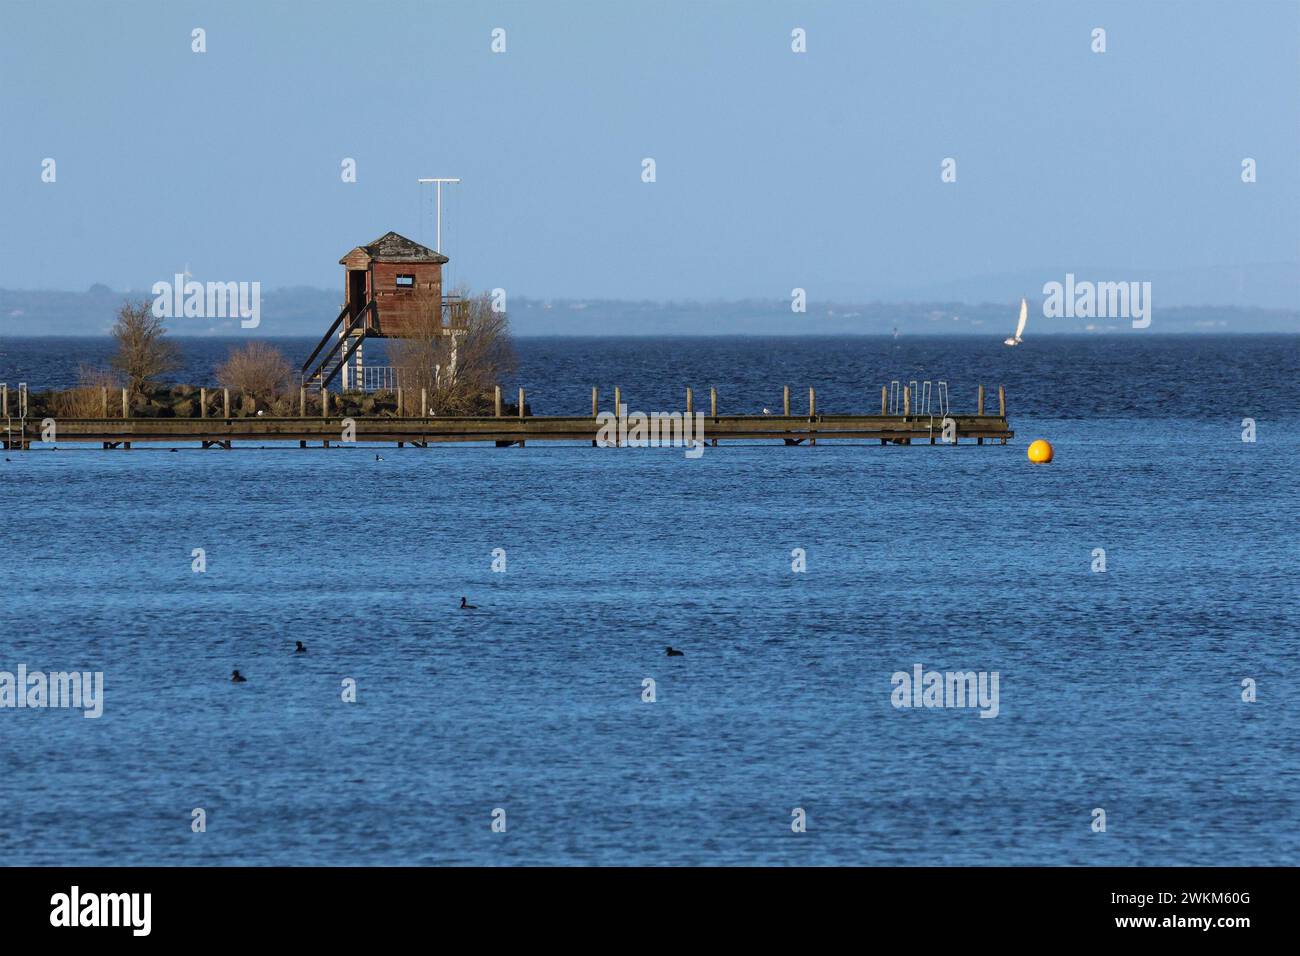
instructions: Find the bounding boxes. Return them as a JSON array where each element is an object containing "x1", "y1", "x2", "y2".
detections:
[{"x1": 0, "y1": 385, "x2": 1013, "y2": 449}]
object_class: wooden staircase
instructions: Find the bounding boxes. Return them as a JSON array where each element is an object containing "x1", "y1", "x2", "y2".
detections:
[{"x1": 301, "y1": 300, "x2": 374, "y2": 391}]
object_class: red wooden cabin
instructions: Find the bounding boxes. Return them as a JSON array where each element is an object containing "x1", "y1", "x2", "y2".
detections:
[{"x1": 302, "y1": 231, "x2": 465, "y2": 390}]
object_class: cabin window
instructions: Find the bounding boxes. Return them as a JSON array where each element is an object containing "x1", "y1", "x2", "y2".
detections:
[{"x1": 396, "y1": 274, "x2": 415, "y2": 289}]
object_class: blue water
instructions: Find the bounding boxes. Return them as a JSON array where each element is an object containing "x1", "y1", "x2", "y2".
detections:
[{"x1": 0, "y1": 335, "x2": 1297, "y2": 865}]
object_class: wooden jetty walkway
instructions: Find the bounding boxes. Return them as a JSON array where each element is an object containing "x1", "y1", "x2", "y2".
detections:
[{"x1": 0, "y1": 384, "x2": 1013, "y2": 450}]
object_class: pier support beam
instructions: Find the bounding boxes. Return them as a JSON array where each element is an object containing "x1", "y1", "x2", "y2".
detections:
[
  {"x1": 223, "y1": 388, "x2": 231, "y2": 419},
  {"x1": 783, "y1": 385, "x2": 790, "y2": 417},
  {"x1": 495, "y1": 385, "x2": 502, "y2": 418},
  {"x1": 122, "y1": 388, "x2": 130, "y2": 418}
]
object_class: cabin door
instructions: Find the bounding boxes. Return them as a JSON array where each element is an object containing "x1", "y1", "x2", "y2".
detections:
[{"x1": 348, "y1": 269, "x2": 368, "y2": 320}]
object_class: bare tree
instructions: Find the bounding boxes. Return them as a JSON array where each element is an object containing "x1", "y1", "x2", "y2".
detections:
[
  {"x1": 215, "y1": 341, "x2": 292, "y2": 406},
  {"x1": 110, "y1": 300, "x2": 180, "y2": 396},
  {"x1": 389, "y1": 288, "x2": 517, "y2": 415}
]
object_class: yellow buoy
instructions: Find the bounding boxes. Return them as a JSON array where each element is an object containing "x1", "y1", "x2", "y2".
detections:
[{"x1": 1027, "y1": 439, "x2": 1054, "y2": 464}]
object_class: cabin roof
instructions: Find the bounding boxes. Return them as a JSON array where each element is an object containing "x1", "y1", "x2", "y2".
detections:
[{"x1": 340, "y1": 231, "x2": 448, "y2": 265}]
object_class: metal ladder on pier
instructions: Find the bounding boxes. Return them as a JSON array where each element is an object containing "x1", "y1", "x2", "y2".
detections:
[{"x1": 1, "y1": 382, "x2": 28, "y2": 450}]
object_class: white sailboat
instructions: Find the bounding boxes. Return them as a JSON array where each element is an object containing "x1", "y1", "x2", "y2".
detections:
[{"x1": 1003, "y1": 297, "x2": 1027, "y2": 346}]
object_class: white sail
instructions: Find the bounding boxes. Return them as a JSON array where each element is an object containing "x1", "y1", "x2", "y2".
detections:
[{"x1": 1014, "y1": 298, "x2": 1028, "y2": 340}]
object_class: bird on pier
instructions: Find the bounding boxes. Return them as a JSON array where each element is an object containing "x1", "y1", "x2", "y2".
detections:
[
  {"x1": 665, "y1": 646, "x2": 684, "y2": 657},
  {"x1": 762, "y1": 408, "x2": 771, "y2": 415},
  {"x1": 460, "y1": 596, "x2": 478, "y2": 610},
  {"x1": 295, "y1": 641, "x2": 307, "y2": 654},
  {"x1": 230, "y1": 669, "x2": 247, "y2": 683}
]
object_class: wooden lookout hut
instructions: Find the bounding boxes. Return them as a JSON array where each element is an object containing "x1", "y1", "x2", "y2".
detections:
[{"x1": 301, "y1": 231, "x2": 467, "y2": 391}]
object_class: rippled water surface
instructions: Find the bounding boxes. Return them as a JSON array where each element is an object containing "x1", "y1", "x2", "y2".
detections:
[{"x1": 0, "y1": 335, "x2": 1296, "y2": 865}]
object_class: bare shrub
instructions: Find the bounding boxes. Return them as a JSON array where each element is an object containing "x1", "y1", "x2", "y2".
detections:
[
  {"x1": 110, "y1": 300, "x2": 180, "y2": 396},
  {"x1": 54, "y1": 365, "x2": 121, "y2": 418},
  {"x1": 389, "y1": 288, "x2": 517, "y2": 415},
  {"x1": 215, "y1": 342, "x2": 292, "y2": 406}
]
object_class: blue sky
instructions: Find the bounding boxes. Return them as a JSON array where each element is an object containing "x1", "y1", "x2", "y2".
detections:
[{"x1": 1, "y1": 0, "x2": 1297, "y2": 301}]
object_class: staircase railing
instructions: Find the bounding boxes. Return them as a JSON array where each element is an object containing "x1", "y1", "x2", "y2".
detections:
[
  {"x1": 300, "y1": 303, "x2": 350, "y2": 380},
  {"x1": 303, "y1": 300, "x2": 374, "y2": 389}
]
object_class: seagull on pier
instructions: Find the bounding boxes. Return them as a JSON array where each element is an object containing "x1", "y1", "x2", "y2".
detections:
[{"x1": 762, "y1": 408, "x2": 771, "y2": 415}]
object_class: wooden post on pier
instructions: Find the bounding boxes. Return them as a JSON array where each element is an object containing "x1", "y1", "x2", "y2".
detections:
[
  {"x1": 903, "y1": 386, "x2": 910, "y2": 417},
  {"x1": 591, "y1": 387, "x2": 598, "y2": 417},
  {"x1": 122, "y1": 388, "x2": 130, "y2": 418},
  {"x1": 614, "y1": 387, "x2": 621, "y2": 412},
  {"x1": 495, "y1": 385, "x2": 502, "y2": 417},
  {"x1": 102, "y1": 387, "x2": 109, "y2": 418},
  {"x1": 396, "y1": 388, "x2": 403, "y2": 418},
  {"x1": 880, "y1": 385, "x2": 888, "y2": 444},
  {"x1": 518, "y1": 387, "x2": 525, "y2": 419},
  {"x1": 998, "y1": 385, "x2": 1006, "y2": 444},
  {"x1": 320, "y1": 390, "x2": 328, "y2": 419},
  {"x1": 420, "y1": 388, "x2": 427, "y2": 418},
  {"x1": 299, "y1": 387, "x2": 305, "y2": 418},
  {"x1": 977, "y1": 384, "x2": 985, "y2": 444},
  {"x1": 783, "y1": 385, "x2": 790, "y2": 416},
  {"x1": 223, "y1": 388, "x2": 230, "y2": 419},
  {"x1": 686, "y1": 387, "x2": 693, "y2": 415},
  {"x1": 710, "y1": 388, "x2": 718, "y2": 444},
  {"x1": 809, "y1": 386, "x2": 817, "y2": 446}
]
